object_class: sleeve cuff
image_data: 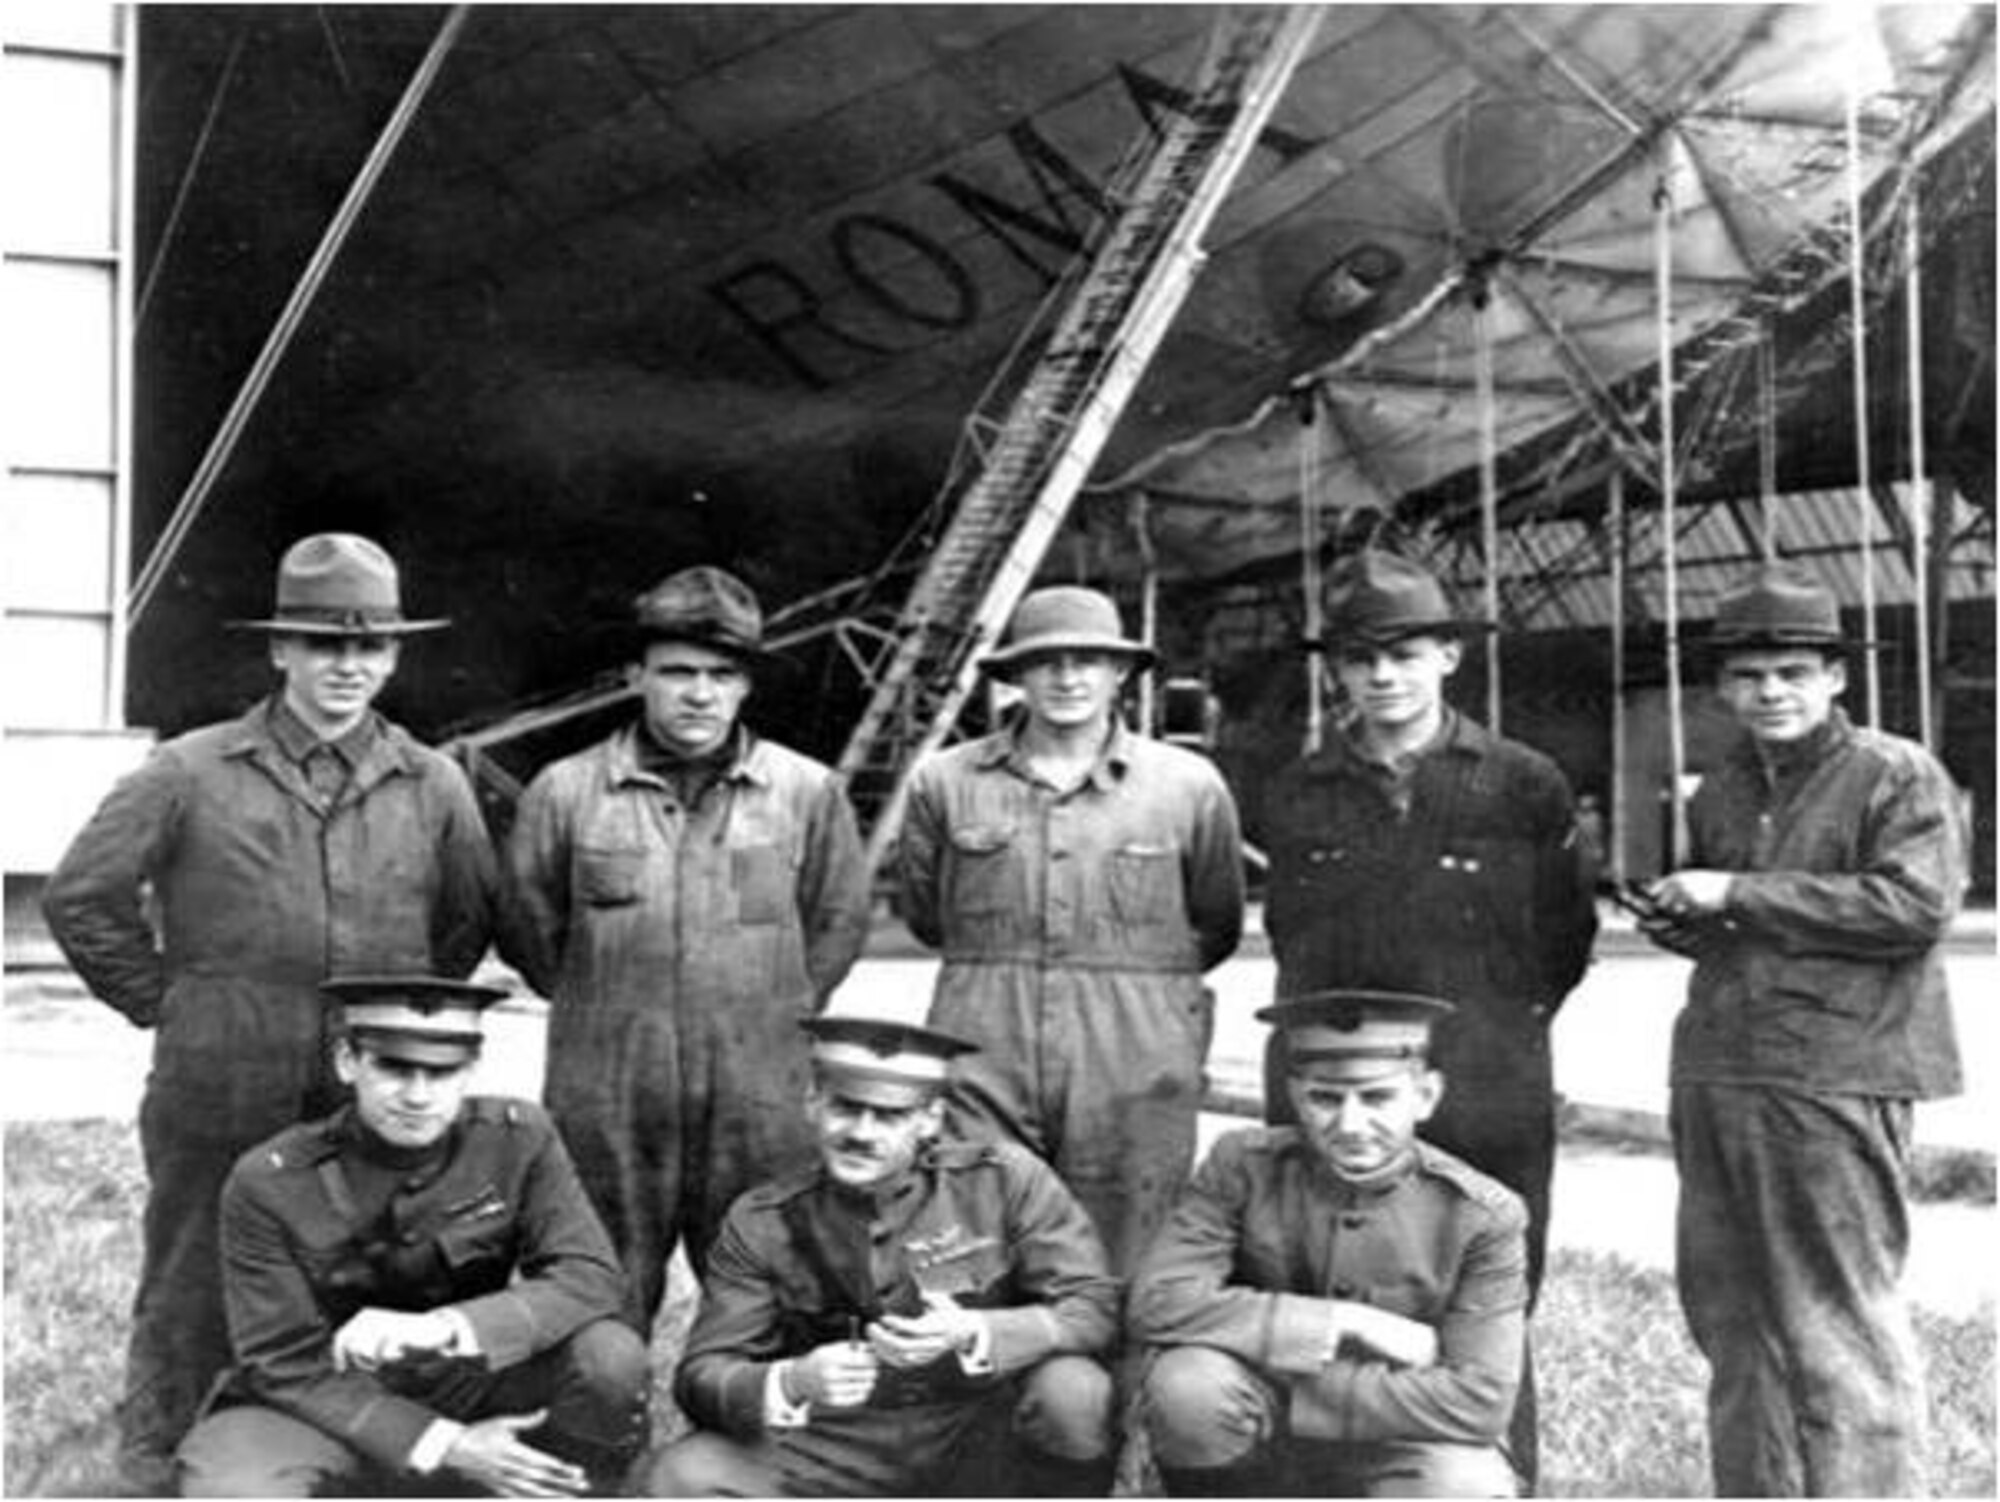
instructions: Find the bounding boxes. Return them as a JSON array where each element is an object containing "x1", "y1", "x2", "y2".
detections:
[
  {"x1": 955, "y1": 1315, "x2": 995, "y2": 1376},
  {"x1": 439, "y1": 1307, "x2": 479, "y2": 1357},
  {"x1": 407, "y1": 1418, "x2": 466, "y2": 1474},
  {"x1": 764, "y1": 1362, "x2": 812, "y2": 1429}
]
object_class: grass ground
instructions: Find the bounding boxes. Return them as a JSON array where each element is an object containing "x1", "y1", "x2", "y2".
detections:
[{"x1": 5, "y1": 1119, "x2": 1992, "y2": 1497}]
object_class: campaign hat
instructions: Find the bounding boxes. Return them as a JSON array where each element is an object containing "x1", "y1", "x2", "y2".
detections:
[
  {"x1": 978, "y1": 586, "x2": 1156, "y2": 676},
  {"x1": 802, "y1": 1014, "x2": 978, "y2": 1110},
  {"x1": 232, "y1": 533, "x2": 448, "y2": 636},
  {"x1": 1322, "y1": 550, "x2": 1493, "y2": 648},
  {"x1": 1705, "y1": 562, "x2": 1878, "y2": 658},
  {"x1": 322, "y1": 974, "x2": 509, "y2": 1067}
]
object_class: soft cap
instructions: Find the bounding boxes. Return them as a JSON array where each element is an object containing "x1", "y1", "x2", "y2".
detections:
[{"x1": 802, "y1": 1014, "x2": 978, "y2": 1110}]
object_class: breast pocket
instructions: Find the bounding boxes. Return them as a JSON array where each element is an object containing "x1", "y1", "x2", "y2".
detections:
[
  {"x1": 732, "y1": 843, "x2": 792, "y2": 926},
  {"x1": 1108, "y1": 841, "x2": 1181, "y2": 925},
  {"x1": 576, "y1": 844, "x2": 647, "y2": 906},
  {"x1": 947, "y1": 823, "x2": 1023, "y2": 918},
  {"x1": 435, "y1": 1214, "x2": 515, "y2": 1294}
]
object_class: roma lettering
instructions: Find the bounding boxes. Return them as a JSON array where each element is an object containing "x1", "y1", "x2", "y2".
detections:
[{"x1": 705, "y1": 64, "x2": 1315, "y2": 390}]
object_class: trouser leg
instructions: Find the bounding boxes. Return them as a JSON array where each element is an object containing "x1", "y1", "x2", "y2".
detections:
[
  {"x1": 1000, "y1": 1354, "x2": 1117, "y2": 1495},
  {"x1": 1053, "y1": 987, "x2": 1209, "y2": 1277},
  {"x1": 123, "y1": 1108, "x2": 238, "y2": 1487},
  {"x1": 1679, "y1": 1085, "x2": 1927, "y2": 1497},
  {"x1": 468, "y1": 1318, "x2": 652, "y2": 1488},
  {"x1": 1142, "y1": 1345, "x2": 1282, "y2": 1495},
  {"x1": 1327, "y1": 1440, "x2": 1518, "y2": 1498},
  {"x1": 1673, "y1": 1083, "x2": 1802, "y2": 1496},
  {"x1": 551, "y1": 1081, "x2": 679, "y2": 1333},
  {"x1": 177, "y1": 1406, "x2": 367, "y2": 1498},
  {"x1": 641, "y1": 1431, "x2": 786, "y2": 1498}
]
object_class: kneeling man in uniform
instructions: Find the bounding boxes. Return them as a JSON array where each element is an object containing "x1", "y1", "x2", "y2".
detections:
[
  {"x1": 644, "y1": 1013, "x2": 1119, "y2": 1496},
  {"x1": 178, "y1": 976, "x2": 648, "y2": 1497},
  {"x1": 1130, "y1": 990, "x2": 1528, "y2": 1498}
]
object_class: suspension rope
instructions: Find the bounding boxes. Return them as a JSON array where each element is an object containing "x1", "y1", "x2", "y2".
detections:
[
  {"x1": 1608, "y1": 469, "x2": 1629, "y2": 883},
  {"x1": 1473, "y1": 277, "x2": 1503, "y2": 734},
  {"x1": 1297, "y1": 387, "x2": 1326, "y2": 754},
  {"x1": 1845, "y1": 59, "x2": 1883, "y2": 726},
  {"x1": 1904, "y1": 186, "x2": 1933, "y2": 748},
  {"x1": 1655, "y1": 144, "x2": 1689, "y2": 870}
]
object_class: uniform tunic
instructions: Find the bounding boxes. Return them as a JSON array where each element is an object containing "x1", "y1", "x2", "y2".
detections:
[
  {"x1": 1668, "y1": 708, "x2": 1965, "y2": 1497},
  {"x1": 40, "y1": 698, "x2": 496, "y2": 1467},
  {"x1": 180, "y1": 1098, "x2": 644, "y2": 1492},
  {"x1": 896, "y1": 721, "x2": 1245, "y2": 1273},
  {"x1": 501, "y1": 724, "x2": 869, "y2": 1321},
  {"x1": 657, "y1": 1139, "x2": 1118, "y2": 1495},
  {"x1": 1130, "y1": 1129, "x2": 1526, "y2": 1495}
]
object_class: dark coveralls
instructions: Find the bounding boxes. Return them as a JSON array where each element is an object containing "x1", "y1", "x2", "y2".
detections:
[
  {"x1": 647, "y1": 1138, "x2": 1119, "y2": 1496},
  {"x1": 178, "y1": 1098, "x2": 648, "y2": 1495},
  {"x1": 1130, "y1": 1129, "x2": 1528, "y2": 1497},
  {"x1": 1669, "y1": 708, "x2": 1965, "y2": 1497},
  {"x1": 501, "y1": 724, "x2": 870, "y2": 1324},
  {"x1": 1259, "y1": 710, "x2": 1595, "y2": 1481},
  {"x1": 40, "y1": 699, "x2": 496, "y2": 1472},
  {"x1": 896, "y1": 721, "x2": 1245, "y2": 1274}
]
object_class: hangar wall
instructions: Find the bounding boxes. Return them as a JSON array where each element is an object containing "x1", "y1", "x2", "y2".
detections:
[{"x1": 2, "y1": 3, "x2": 152, "y2": 937}]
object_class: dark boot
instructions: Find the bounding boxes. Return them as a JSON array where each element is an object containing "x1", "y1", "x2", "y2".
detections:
[
  {"x1": 1157, "y1": 1460, "x2": 1276, "y2": 1498},
  {"x1": 1010, "y1": 1450, "x2": 1118, "y2": 1497}
]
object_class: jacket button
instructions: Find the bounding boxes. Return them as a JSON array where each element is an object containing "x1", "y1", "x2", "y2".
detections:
[
  {"x1": 1340, "y1": 1213, "x2": 1366, "y2": 1230},
  {"x1": 400, "y1": 1231, "x2": 420, "y2": 1245},
  {"x1": 1332, "y1": 1282, "x2": 1357, "y2": 1298}
]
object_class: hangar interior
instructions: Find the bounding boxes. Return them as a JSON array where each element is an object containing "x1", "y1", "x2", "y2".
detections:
[{"x1": 4, "y1": 4, "x2": 1994, "y2": 957}]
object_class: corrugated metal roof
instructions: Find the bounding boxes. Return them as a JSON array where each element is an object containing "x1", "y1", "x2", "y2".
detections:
[{"x1": 1438, "y1": 484, "x2": 1994, "y2": 632}]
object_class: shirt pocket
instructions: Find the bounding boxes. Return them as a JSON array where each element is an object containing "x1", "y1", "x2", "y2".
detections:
[
  {"x1": 732, "y1": 843, "x2": 792, "y2": 926},
  {"x1": 947, "y1": 822, "x2": 1023, "y2": 918},
  {"x1": 1108, "y1": 840, "x2": 1181, "y2": 926},
  {"x1": 576, "y1": 844, "x2": 647, "y2": 906}
]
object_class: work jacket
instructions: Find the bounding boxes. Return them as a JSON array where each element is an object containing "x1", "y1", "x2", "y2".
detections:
[
  {"x1": 213, "y1": 1098, "x2": 625, "y2": 1470},
  {"x1": 897, "y1": 720, "x2": 1244, "y2": 979},
  {"x1": 1128, "y1": 1128, "x2": 1528, "y2": 1447},
  {"x1": 41, "y1": 699, "x2": 496, "y2": 1143},
  {"x1": 677, "y1": 1139, "x2": 1118, "y2": 1438},
  {"x1": 1670, "y1": 709, "x2": 1966, "y2": 1098},
  {"x1": 1263, "y1": 712, "x2": 1597, "y2": 1074}
]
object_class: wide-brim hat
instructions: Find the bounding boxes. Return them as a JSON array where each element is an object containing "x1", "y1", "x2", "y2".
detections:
[
  {"x1": 1701, "y1": 562, "x2": 1880, "y2": 660},
  {"x1": 323, "y1": 974, "x2": 509, "y2": 1067},
  {"x1": 232, "y1": 533, "x2": 449, "y2": 636},
  {"x1": 978, "y1": 586, "x2": 1157, "y2": 675},
  {"x1": 621, "y1": 565, "x2": 783, "y2": 668},
  {"x1": 1320, "y1": 549, "x2": 1494, "y2": 649}
]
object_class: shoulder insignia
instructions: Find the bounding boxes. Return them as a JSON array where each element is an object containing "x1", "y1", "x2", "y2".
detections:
[
  {"x1": 1416, "y1": 1143, "x2": 1524, "y2": 1215},
  {"x1": 738, "y1": 1167, "x2": 820, "y2": 1210}
]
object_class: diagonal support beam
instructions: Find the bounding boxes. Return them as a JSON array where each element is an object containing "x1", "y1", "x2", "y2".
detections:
[{"x1": 128, "y1": 5, "x2": 471, "y2": 630}]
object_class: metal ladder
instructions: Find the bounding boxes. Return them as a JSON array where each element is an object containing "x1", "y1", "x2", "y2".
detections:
[{"x1": 833, "y1": 4, "x2": 1324, "y2": 871}]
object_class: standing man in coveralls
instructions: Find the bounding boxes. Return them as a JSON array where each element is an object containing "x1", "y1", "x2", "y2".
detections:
[
  {"x1": 178, "y1": 976, "x2": 648, "y2": 1497},
  {"x1": 643, "y1": 1013, "x2": 1119, "y2": 1496},
  {"x1": 42, "y1": 534, "x2": 497, "y2": 1493},
  {"x1": 1132, "y1": 990, "x2": 1529, "y2": 1498},
  {"x1": 1259, "y1": 549, "x2": 1597, "y2": 1487},
  {"x1": 1639, "y1": 564, "x2": 1966, "y2": 1497},
  {"x1": 895, "y1": 585, "x2": 1246, "y2": 1275},
  {"x1": 501, "y1": 566, "x2": 871, "y2": 1330}
]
